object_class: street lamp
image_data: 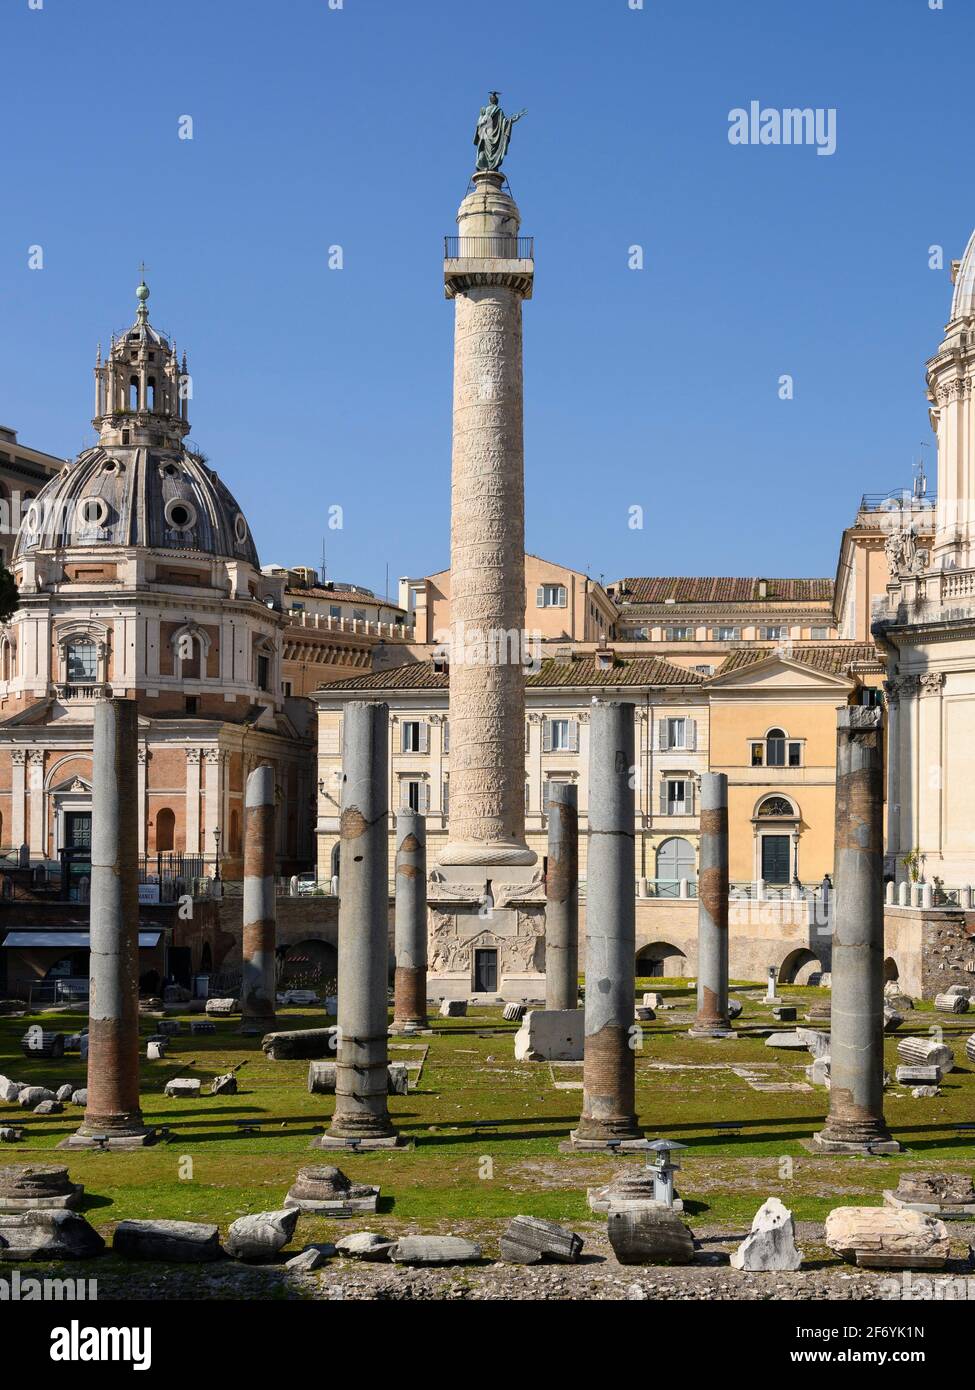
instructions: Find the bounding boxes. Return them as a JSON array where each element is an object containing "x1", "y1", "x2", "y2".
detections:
[{"x1": 213, "y1": 827, "x2": 222, "y2": 882}]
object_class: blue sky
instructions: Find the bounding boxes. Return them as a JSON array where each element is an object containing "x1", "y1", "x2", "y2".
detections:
[{"x1": 1, "y1": 0, "x2": 969, "y2": 595}]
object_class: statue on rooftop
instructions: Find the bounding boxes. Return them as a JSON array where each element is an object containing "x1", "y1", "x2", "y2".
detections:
[{"x1": 474, "y1": 92, "x2": 526, "y2": 172}]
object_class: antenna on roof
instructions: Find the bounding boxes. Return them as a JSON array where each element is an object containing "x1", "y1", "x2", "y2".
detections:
[{"x1": 320, "y1": 537, "x2": 327, "y2": 585}]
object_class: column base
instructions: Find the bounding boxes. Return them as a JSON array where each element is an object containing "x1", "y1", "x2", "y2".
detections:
[
  {"x1": 807, "y1": 1129, "x2": 901, "y2": 1155},
  {"x1": 563, "y1": 1131, "x2": 648, "y2": 1153},
  {"x1": 436, "y1": 839, "x2": 537, "y2": 867},
  {"x1": 313, "y1": 1132, "x2": 411, "y2": 1152},
  {"x1": 61, "y1": 1124, "x2": 158, "y2": 1152}
]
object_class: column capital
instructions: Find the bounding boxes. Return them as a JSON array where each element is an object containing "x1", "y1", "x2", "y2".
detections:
[{"x1": 919, "y1": 671, "x2": 946, "y2": 696}]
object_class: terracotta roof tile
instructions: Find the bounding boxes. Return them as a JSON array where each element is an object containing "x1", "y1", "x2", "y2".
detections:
[
  {"x1": 317, "y1": 654, "x2": 704, "y2": 694},
  {"x1": 715, "y1": 643, "x2": 881, "y2": 676},
  {"x1": 612, "y1": 577, "x2": 834, "y2": 605}
]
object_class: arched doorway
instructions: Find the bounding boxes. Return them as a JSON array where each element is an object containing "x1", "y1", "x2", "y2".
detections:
[
  {"x1": 753, "y1": 795, "x2": 800, "y2": 886},
  {"x1": 655, "y1": 837, "x2": 695, "y2": 897},
  {"x1": 280, "y1": 939, "x2": 338, "y2": 991},
  {"x1": 779, "y1": 947, "x2": 824, "y2": 985},
  {"x1": 636, "y1": 941, "x2": 688, "y2": 978},
  {"x1": 155, "y1": 807, "x2": 175, "y2": 852}
]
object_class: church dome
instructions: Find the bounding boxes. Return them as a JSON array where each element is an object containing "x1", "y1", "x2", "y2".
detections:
[
  {"x1": 950, "y1": 226, "x2": 975, "y2": 321},
  {"x1": 14, "y1": 443, "x2": 259, "y2": 566},
  {"x1": 14, "y1": 281, "x2": 259, "y2": 567}
]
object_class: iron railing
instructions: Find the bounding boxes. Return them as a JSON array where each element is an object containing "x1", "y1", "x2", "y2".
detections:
[
  {"x1": 860, "y1": 489, "x2": 936, "y2": 513},
  {"x1": 444, "y1": 235, "x2": 534, "y2": 260}
]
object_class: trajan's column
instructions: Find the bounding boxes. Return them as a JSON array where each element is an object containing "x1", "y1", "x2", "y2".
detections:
[{"x1": 428, "y1": 94, "x2": 546, "y2": 1000}]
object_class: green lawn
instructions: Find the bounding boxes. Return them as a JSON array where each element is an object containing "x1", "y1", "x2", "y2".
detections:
[{"x1": 1, "y1": 980, "x2": 973, "y2": 1254}]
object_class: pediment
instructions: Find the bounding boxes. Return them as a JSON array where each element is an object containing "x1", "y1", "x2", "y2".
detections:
[{"x1": 707, "y1": 655, "x2": 853, "y2": 691}]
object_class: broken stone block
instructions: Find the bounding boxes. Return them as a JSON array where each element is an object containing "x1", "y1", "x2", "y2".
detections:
[
  {"x1": 261, "y1": 1027, "x2": 337, "y2": 1061},
  {"x1": 163, "y1": 1078, "x2": 201, "y2": 1098},
  {"x1": 70, "y1": 1089, "x2": 87, "y2": 1107},
  {"x1": 500, "y1": 1216, "x2": 583, "y2": 1265},
  {"x1": 146, "y1": 1041, "x2": 166, "y2": 1061},
  {"x1": 911, "y1": 1084, "x2": 940, "y2": 1098},
  {"x1": 0, "y1": 1129, "x2": 21, "y2": 1143},
  {"x1": 157, "y1": 1020, "x2": 182, "y2": 1036},
  {"x1": 967, "y1": 1033, "x2": 975, "y2": 1066},
  {"x1": 934, "y1": 992, "x2": 969, "y2": 1014},
  {"x1": 772, "y1": 1005, "x2": 797, "y2": 1022},
  {"x1": 113, "y1": 1219, "x2": 222, "y2": 1263},
  {"x1": 190, "y1": 1020, "x2": 216, "y2": 1035},
  {"x1": 502, "y1": 1003, "x2": 526, "y2": 1022},
  {"x1": 439, "y1": 1000, "x2": 467, "y2": 1018},
  {"x1": 17, "y1": 1086, "x2": 55, "y2": 1108},
  {"x1": 896, "y1": 1037, "x2": 955, "y2": 1072},
  {"x1": 210, "y1": 1072, "x2": 238, "y2": 1096},
  {"x1": 307, "y1": 1061, "x2": 408, "y2": 1095},
  {"x1": 390, "y1": 1235, "x2": 481, "y2": 1266},
  {"x1": 824, "y1": 1206, "x2": 950, "y2": 1269},
  {"x1": 19, "y1": 1030, "x2": 64, "y2": 1060},
  {"x1": 730, "y1": 1197, "x2": 802, "y2": 1271},
  {"x1": 55, "y1": 1085, "x2": 73, "y2": 1103},
  {"x1": 642, "y1": 993, "x2": 664, "y2": 1009},
  {"x1": 285, "y1": 1244, "x2": 332, "y2": 1271},
  {"x1": 284, "y1": 1165, "x2": 379, "y2": 1216},
  {"x1": 796, "y1": 1028, "x2": 831, "y2": 1058},
  {"x1": 607, "y1": 1203, "x2": 695, "y2": 1265},
  {"x1": 634, "y1": 1006, "x2": 655, "y2": 1022},
  {"x1": 884, "y1": 1172, "x2": 975, "y2": 1218},
  {"x1": 883, "y1": 1008, "x2": 904, "y2": 1033},
  {"x1": 513, "y1": 1009, "x2": 584, "y2": 1062},
  {"x1": 805, "y1": 1055, "x2": 831, "y2": 1087},
  {"x1": 0, "y1": 1078, "x2": 24, "y2": 1103},
  {"x1": 205, "y1": 997, "x2": 239, "y2": 1016},
  {"x1": 0, "y1": 1209, "x2": 104, "y2": 1261},
  {"x1": 764, "y1": 1031, "x2": 807, "y2": 1050},
  {"x1": 226, "y1": 1208, "x2": 299, "y2": 1262},
  {"x1": 589, "y1": 1163, "x2": 682, "y2": 1213},
  {"x1": 727, "y1": 999, "x2": 743, "y2": 1020},
  {"x1": 895, "y1": 1063, "x2": 942, "y2": 1086},
  {"x1": 32, "y1": 1099, "x2": 63, "y2": 1115},
  {"x1": 334, "y1": 1231, "x2": 395, "y2": 1261}
]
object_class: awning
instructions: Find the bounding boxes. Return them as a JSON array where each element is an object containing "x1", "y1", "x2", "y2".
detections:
[{"x1": 2, "y1": 931, "x2": 162, "y2": 949}]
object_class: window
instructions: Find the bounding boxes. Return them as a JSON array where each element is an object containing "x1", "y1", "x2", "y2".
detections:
[
  {"x1": 401, "y1": 720, "x2": 428, "y2": 753},
  {"x1": 66, "y1": 638, "x2": 97, "y2": 683},
  {"x1": 766, "y1": 728, "x2": 786, "y2": 766},
  {"x1": 329, "y1": 605, "x2": 341, "y2": 619},
  {"x1": 442, "y1": 778, "x2": 449, "y2": 815},
  {"x1": 537, "y1": 584, "x2": 567, "y2": 608},
  {"x1": 282, "y1": 680, "x2": 294, "y2": 697},
  {"x1": 658, "y1": 717, "x2": 696, "y2": 751},
  {"x1": 256, "y1": 654, "x2": 270, "y2": 691},
  {"x1": 129, "y1": 377, "x2": 139, "y2": 411},
  {"x1": 400, "y1": 779, "x2": 428, "y2": 812},
  {"x1": 810, "y1": 625, "x2": 830, "y2": 639},
  {"x1": 760, "y1": 625, "x2": 783, "y2": 641},
  {"x1": 353, "y1": 608, "x2": 366, "y2": 622},
  {"x1": 185, "y1": 696, "x2": 199, "y2": 715},
  {"x1": 659, "y1": 778, "x2": 694, "y2": 816},
  {"x1": 757, "y1": 796, "x2": 795, "y2": 818},
  {"x1": 164, "y1": 498, "x2": 196, "y2": 531},
  {"x1": 442, "y1": 719, "x2": 449, "y2": 753},
  {"x1": 544, "y1": 718, "x2": 578, "y2": 752},
  {"x1": 788, "y1": 741, "x2": 802, "y2": 767},
  {"x1": 715, "y1": 626, "x2": 740, "y2": 641},
  {"x1": 751, "y1": 742, "x2": 764, "y2": 767},
  {"x1": 665, "y1": 625, "x2": 691, "y2": 641},
  {"x1": 542, "y1": 777, "x2": 571, "y2": 814}
]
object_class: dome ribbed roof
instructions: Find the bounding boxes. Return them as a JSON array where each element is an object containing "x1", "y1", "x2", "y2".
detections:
[
  {"x1": 950, "y1": 226, "x2": 975, "y2": 321},
  {"x1": 14, "y1": 443, "x2": 259, "y2": 566}
]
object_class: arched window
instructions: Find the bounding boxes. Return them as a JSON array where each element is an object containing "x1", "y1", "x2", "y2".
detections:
[
  {"x1": 766, "y1": 728, "x2": 786, "y2": 766},
  {"x1": 155, "y1": 807, "x2": 176, "y2": 852},
  {"x1": 655, "y1": 836, "x2": 696, "y2": 896},
  {"x1": 147, "y1": 378, "x2": 156, "y2": 411},
  {"x1": 66, "y1": 638, "x2": 97, "y2": 683},
  {"x1": 129, "y1": 376, "x2": 139, "y2": 411},
  {"x1": 757, "y1": 796, "x2": 795, "y2": 818}
]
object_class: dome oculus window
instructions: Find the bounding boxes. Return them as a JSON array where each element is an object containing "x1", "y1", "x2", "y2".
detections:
[
  {"x1": 234, "y1": 512, "x2": 248, "y2": 544},
  {"x1": 78, "y1": 496, "x2": 109, "y2": 528},
  {"x1": 164, "y1": 498, "x2": 197, "y2": 531},
  {"x1": 25, "y1": 503, "x2": 41, "y2": 533}
]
